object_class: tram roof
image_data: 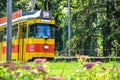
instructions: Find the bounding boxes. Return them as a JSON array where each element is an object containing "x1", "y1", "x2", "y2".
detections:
[{"x1": 0, "y1": 10, "x2": 54, "y2": 27}]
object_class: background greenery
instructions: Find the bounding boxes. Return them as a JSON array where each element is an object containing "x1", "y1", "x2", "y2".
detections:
[{"x1": 0, "y1": 0, "x2": 120, "y2": 56}]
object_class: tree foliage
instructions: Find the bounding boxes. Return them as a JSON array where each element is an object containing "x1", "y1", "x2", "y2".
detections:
[
  {"x1": 70, "y1": 0, "x2": 120, "y2": 56},
  {"x1": 0, "y1": 0, "x2": 120, "y2": 56}
]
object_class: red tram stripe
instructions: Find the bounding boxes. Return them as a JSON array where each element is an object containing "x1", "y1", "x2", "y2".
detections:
[
  {"x1": 2, "y1": 45, "x2": 19, "y2": 54},
  {"x1": 2, "y1": 44, "x2": 54, "y2": 54},
  {"x1": 26, "y1": 44, "x2": 54, "y2": 53}
]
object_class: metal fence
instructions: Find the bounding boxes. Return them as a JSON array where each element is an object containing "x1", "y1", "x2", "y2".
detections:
[{"x1": 55, "y1": 49, "x2": 120, "y2": 57}]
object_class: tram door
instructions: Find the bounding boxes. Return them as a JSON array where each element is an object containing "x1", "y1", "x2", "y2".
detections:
[{"x1": 18, "y1": 22, "x2": 27, "y2": 61}]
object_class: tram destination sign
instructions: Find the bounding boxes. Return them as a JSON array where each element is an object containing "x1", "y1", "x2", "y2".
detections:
[{"x1": 40, "y1": 10, "x2": 53, "y2": 19}]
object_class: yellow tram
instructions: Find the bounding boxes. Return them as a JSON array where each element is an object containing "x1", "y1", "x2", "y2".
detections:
[{"x1": 0, "y1": 10, "x2": 56, "y2": 61}]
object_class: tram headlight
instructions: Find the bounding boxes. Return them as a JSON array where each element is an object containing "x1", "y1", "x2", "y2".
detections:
[{"x1": 44, "y1": 45, "x2": 49, "y2": 49}]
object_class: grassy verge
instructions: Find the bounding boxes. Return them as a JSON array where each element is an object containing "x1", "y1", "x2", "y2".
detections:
[
  {"x1": 45, "y1": 61, "x2": 79, "y2": 78},
  {"x1": 0, "y1": 58, "x2": 120, "y2": 80}
]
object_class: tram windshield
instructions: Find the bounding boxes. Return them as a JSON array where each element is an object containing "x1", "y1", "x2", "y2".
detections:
[{"x1": 28, "y1": 24, "x2": 54, "y2": 38}]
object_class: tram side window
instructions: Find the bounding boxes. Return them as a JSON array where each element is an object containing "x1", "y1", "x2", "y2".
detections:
[
  {"x1": 0, "y1": 30, "x2": 3, "y2": 42},
  {"x1": 20, "y1": 23, "x2": 27, "y2": 38},
  {"x1": 3, "y1": 28, "x2": 7, "y2": 41},
  {"x1": 50, "y1": 25, "x2": 55, "y2": 38},
  {"x1": 28, "y1": 24, "x2": 36, "y2": 38},
  {"x1": 12, "y1": 24, "x2": 18, "y2": 40}
]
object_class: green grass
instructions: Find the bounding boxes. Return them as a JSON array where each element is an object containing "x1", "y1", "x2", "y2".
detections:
[
  {"x1": 45, "y1": 61, "x2": 79, "y2": 78},
  {"x1": 0, "y1": 60, "x2": 120, "y2": 80},
  {"x1": 44, "y1": 61, "x2": 120, "y2": 79}
]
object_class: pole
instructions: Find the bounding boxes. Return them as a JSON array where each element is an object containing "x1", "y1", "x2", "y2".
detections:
[
  {"x1": 68, "y1": 0, "x2": 71, "y2": 56},
  {"x1": 6, "y1": 0, "x2": 12, "y2": 61},
  {"x1": 31, "y1": 0, "x2": 36, "y2": 11}
]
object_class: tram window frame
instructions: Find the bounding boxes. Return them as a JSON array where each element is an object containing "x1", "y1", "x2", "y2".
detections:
[
  {"x1": 20, "y1": 23, "x2": 27, "y2": 38},
  {"x1": 12, "y1": 24, "x2": 18, "y2": 40},
  {"x1": 28, "y1": 24, "x2": 55, "y2": 38},
  {"x1": 3, "y1": 27, "x2": 7, "y2": 41},
  {"x1": 50, "y1": 25, "x2": 55, "y2": 38},
  {"x1": 0, "y1": 30, "x2": 3, "y2": 42},
  {"x1": 28, "y1": 24, "x2": 37, "y2": 38}
]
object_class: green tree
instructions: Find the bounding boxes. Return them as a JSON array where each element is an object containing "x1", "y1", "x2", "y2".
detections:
[{"x1": 70, "y1": 0, "x2": 120, "y2": 56}]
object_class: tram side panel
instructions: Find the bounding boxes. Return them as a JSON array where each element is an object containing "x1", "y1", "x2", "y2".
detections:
[
  {"x1": 11, "y1": 39, "x2": 19, "y2": 60},
  {"x1": 0, "y1": 30, "x2": 3, "y2": 60},
  {"x1": 24, "y1": 38, "x2": 54, "y2": 61},
  {"x1": 0, "y1": 42, "x2": 3, "y2": 60},
  {"x1": 2, "y1": 40, "x2": 19, "y2": 61},
  {"x1": 2, "y1": 42, "x2": 7, "y2": 60},
  {"x1": 0, "y1": 42, "x2": 2, "y2": 60},
  {"x1": 18, "y1": 38, "x2": 55, "y2": 61}
]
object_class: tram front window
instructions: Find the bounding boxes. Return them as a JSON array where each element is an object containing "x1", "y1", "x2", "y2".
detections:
[{"x1": 28, "y1": 24, "x2": 54, "y2": 38}]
